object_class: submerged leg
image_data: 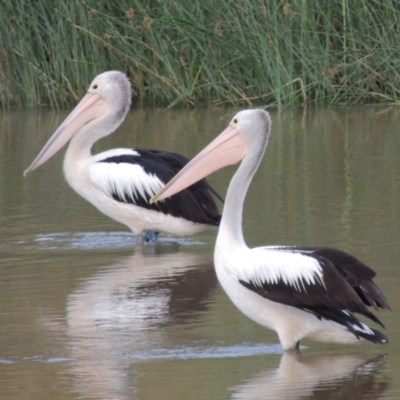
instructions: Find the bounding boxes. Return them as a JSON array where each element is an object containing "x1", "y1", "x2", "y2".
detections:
[{"x1": 142, "y1": 230, "x2": 159, "y2": 244}]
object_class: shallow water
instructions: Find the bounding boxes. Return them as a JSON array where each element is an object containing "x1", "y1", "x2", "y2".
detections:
[{"x1": 0, "y1": 105, "x2": 399, "y2": 399}]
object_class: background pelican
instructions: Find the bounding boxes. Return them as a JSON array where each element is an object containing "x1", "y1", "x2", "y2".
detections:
[
  {"x1": 151, "y1": 109, "x2": 390, "y2": 350},
  {"x1": 24, "y1": 71, "x2": 222, "y2": 243}
]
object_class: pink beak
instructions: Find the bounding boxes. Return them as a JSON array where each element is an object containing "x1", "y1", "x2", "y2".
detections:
[
  {"x1": 150, "y1": 124, "x2": 247, "y2": 203},
  {"x1": 24, "y1": 92, "x2": 108, "y2": 176}
]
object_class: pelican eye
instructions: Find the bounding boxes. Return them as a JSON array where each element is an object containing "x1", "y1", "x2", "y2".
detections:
[
  {"x1": 232, "y1": 118, "x2": 239, "y2": 126},
  {"x1": 92, "y1": 84, "x2": 98, "y2": 90}
]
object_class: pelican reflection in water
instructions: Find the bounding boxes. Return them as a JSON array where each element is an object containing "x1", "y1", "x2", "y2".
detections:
[
  {"x1": 63, "y1": 251, "x2": 217, "y2": 399},
  {"x1": 230, "y1": 352, "x2": 389, "y2": 400}
]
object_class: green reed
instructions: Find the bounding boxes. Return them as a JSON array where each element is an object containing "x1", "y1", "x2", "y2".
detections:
[{"x1": 1, "y1": 0, "x2": 400, "y2": 107}]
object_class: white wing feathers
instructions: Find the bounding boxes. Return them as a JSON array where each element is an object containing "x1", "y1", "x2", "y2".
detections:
[
  {"x1": 232, "y1": 247, "x2": 326, "y2": 292},
  {"x1": 89, "y1": 162, "x2": 164, "y2": 203}
]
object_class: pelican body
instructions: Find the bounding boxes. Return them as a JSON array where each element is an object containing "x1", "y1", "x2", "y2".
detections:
[
  {"x1": 151, "y1": 109, "x2": 390, "y2": 350},
  {"x1": 24, "y1": 71, "x2": 221, "y2": 242}
]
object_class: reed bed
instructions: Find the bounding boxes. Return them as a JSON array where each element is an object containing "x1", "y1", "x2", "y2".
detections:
[{"x1": 1, "y1": 0, "x2": 400, "y2": 107}]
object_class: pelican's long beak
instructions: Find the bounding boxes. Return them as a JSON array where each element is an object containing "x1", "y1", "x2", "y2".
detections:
[
  {"x1": 150, "y1": 124, "x2": 246, "y2": 203},
  {"x1": 24, "y1": 92, "x2": 108, "y2": 176}
]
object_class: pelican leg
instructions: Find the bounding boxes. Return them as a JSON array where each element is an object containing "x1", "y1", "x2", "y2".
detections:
[
  {"x1": 295, "y1": 341, "x2": 300, "y2": 350},
  {"x1": 142, "y1": 230, "x2": 159, "y2": 243}
]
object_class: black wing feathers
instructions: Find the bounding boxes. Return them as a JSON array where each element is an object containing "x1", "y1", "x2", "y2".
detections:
[
  {"x1": 302, "y1": 247, "x2": 391, "y2": 311},
  {"x1": 100, "y1": 149, "x2": 222, "y2": 225},
  {"x1": 139, "y1": 150, "x2": 224, "y2": 203},
  {"x1": 239, "y1": 246, "x2": 390, "y2": 330}
]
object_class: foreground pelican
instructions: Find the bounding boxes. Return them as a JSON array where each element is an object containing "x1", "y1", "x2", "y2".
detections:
[
  {"x1": 151, "y1": 109, "x2": 390, "y2": 350},
  {"x1": 24, "y1": 71, "x2": 221, "y2": 243}
]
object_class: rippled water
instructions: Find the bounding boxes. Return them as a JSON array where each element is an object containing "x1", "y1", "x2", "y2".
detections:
[{"x1": 0, "y1": 106, "x2": 399, "y2": 399}]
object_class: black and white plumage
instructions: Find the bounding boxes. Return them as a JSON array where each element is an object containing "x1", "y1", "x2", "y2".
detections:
[
  {"x1": 96, "y1": 149, "x2": 222, "y2": 222},
  {"x1": 238, "y1": 246, "x2": 389, "y2": 345},
  {"x1": 151, "y1": 109, "x2": 390, "y2": 350},
  {"x1": 24, "y1": 71, "x2": 221, "y2": 242}
]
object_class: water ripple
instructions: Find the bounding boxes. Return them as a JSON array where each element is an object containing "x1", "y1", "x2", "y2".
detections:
[{"x1": 16, "y1": 231, "x2": 203, "y2": 250}]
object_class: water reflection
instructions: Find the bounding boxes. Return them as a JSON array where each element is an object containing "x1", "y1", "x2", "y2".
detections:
[
  {"x1": 230, "y1": 352, "x2": 390, "y2": 400},
  {"x1": 64, "y1": 250, "x2": 217, "y2": 399},
  {"x1": 1, "y1": 105, "x2": 400, "y2": 398}
]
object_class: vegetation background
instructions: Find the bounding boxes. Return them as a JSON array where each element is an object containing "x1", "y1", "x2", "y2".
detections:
[{"x1": 1, "y1": 0, "x2": 400, "y2": 107}]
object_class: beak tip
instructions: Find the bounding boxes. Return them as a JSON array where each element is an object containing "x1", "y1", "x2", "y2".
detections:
[
  {"x1": 150, "y1": 192, "x2": 165, "y2": 204},
  {"x1": 23, "y1": 170, "x2": 29, "y2": 177}
]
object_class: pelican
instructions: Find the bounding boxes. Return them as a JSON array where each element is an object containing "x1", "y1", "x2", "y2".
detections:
[
  {"x1": 151, "y1": 109, "x2": 391, "y2": 350},
  {"x1": 24, "y1": 71, "x2": 222, "y2": 243}
]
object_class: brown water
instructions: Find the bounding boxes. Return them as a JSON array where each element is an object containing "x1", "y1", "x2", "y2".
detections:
[{"x1": 0, "y1": 106, "x2": 398, "y2": 399}]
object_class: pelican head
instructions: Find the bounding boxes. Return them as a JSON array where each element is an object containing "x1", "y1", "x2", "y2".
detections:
[
  {"x1": 24, "y1": 71, "x2": 132, "y2": 176},
  {"x1": 150, "y1": 109, "x2": 272, "y2": 203}
]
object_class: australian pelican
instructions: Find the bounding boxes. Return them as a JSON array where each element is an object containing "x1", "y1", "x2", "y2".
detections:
[
  {"x1": 151, "y1": 109, "x2": 390, "y2": 350},
  {"x1": 24, "y1": 71, "x2": 222, "y2": 243}
]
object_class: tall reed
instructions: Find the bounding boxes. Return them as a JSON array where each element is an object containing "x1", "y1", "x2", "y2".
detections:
[{"x1": 1, "y1": 0, "x2": 400, "y2": 107}]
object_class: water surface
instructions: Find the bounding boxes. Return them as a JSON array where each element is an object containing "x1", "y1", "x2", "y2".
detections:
[{"x1": 0, "y1": 106, "x2": 398, "y2": 399}]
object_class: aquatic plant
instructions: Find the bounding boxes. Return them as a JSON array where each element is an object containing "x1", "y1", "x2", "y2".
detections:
[{"x1": 1, "y1": 0, "x2": 400, "y2": 107}]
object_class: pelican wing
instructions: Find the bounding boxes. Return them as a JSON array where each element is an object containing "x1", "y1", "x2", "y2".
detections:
[
  {"x1": 89, "y1": 149, "x2": 221, "y2": 225},
  {"x1": 237, "y1": 246, "x2": 388, "y2": 329},
  {"x1": 290, "y1": 246, "x2": 390, "y2": 310}
]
